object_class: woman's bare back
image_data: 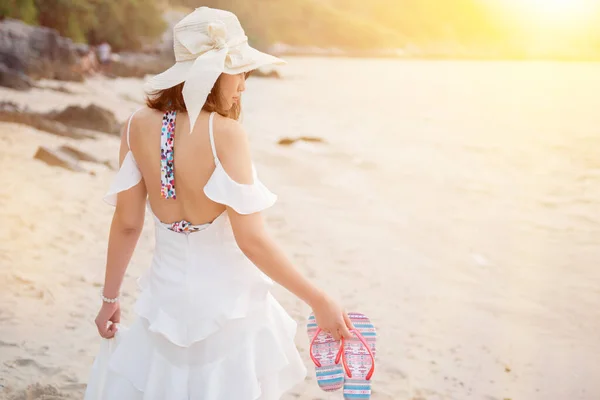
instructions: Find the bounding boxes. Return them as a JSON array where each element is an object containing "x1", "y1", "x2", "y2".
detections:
[{"x1": 128, "y1": 107, "x2": 225, "y2": 225}]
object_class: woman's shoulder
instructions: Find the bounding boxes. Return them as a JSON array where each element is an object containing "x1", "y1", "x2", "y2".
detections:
[
  {"x1": 124, "y1": 107, "x2": 164, "y2": 144},
  {"x1": 126, "y1": 106, "x2": 165, "y2": 129},
  {"x1": 139, "y1": 106, "x2": 167, "y2": 120},
  {"x1": 212, "y1": 112, "x2": 246, "y2": 139},
  {"x1": 211, "y1": 114, "x2": 250, "y2": 155}
]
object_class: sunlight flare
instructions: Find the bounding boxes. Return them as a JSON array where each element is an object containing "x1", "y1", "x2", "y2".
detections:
[{"x1": 505, "y1": 0, "x2": 597, "y2": 24}]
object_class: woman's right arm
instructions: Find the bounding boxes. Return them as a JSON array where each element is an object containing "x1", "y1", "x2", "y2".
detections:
[
  {"x1": 232, "y1": 213, "x2": 347, "y2": 317},
  {"x1": 216, "y1": 118, "x2": 353, "y2": 339}
]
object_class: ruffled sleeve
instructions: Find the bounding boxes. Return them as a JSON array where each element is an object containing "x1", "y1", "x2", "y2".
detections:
[
  {"x1": 103, "y1": 151, "x2": 143, "y2": 206},
  {"x1": 203, "y1": 162, "x2": 277, "y2": 215}
]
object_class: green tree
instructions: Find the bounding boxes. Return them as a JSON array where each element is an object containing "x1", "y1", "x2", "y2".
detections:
[
  {"x1": 1, "y1": 0, "x2": 38, "y2": 24},
  {"x1": 91, "y1": 0, "x2": 166, "y2": 50},
  {"x1": 3, "y1": 0, "x2": 166, "y2": 50},
  {"x1": 35, "y1": 0, "x2": 96, "y2": 43}
]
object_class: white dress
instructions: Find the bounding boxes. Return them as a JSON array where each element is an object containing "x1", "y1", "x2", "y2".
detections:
[{"x1": 84, "y1": 111, "x2": 307, "y2": 399}]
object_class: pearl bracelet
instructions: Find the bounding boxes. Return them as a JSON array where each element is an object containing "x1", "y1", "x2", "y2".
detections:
[{"x1": 101, "y1": 287, "x2": 119, "y2": 303}]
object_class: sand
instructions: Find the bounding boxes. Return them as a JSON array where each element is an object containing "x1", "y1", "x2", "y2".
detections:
[{"x1": 1, "y1": 59, "x2": 600, "y2": 400}]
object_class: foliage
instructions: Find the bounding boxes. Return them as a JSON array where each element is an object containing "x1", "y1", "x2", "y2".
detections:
[
  {"x1": 1, "y1": 0, "x2": 166, "y2": 50},
  {"x1": 2, "y1": 0, "x2": 599, "y2": 56},
  {"x1": 1, "y1": 0, "x2": 38, "y2": 24}
]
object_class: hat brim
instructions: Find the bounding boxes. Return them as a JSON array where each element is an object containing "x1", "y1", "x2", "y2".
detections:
[
  {"x1": 224, "y1": 44, "x2": 286, "y2": 75},
  {"x1": 144, "y1": 59, "x2": 194, "y2": 92},
  {"x1": 144, "y1": 44, "x2": 285, "y2": 93}
]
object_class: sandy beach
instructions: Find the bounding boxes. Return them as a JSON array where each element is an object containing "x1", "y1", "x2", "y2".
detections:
[{"x1": 1, "y1": 58, "x2": 600, "y2": 400}]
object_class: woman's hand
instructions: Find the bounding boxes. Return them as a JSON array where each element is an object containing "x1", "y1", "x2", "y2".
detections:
[
  {"x1": 95, "y1": 301, "x2": 121, "y2": 339},
  {"x1": 311, "y1": 293, "x2": 354, "y2": 340}
]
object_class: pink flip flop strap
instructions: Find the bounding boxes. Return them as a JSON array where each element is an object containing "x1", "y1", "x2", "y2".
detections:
[
  {"x1": 341, "y1": 328, "x2": 375, "y2": 381},
  {"x1": 309, "y1": 327, "x2": 344, "y2": 367}
]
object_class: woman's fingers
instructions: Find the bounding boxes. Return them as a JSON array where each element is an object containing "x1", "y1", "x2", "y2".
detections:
[
  {"x1": 343, "y1": 311, "x2": 355, "y2": 330},
  {"x1": 331, "y1": 328, "x2": 341, "y2": 341},
  {"x1": 106, "y1": 322, "x2": 118, "y2": 338},
  {"x1": 325, "y1": 318, "x2": 353, "y2": 340},
  {"x1": 95, "y1": 303, "x2": 121, "y2": 338},
  {"x1": 96, "y1": 320, "x2": 117, "y2": 339},
  {"x1": 338, "y1": 319, "x2": 353, "y2": 339}
]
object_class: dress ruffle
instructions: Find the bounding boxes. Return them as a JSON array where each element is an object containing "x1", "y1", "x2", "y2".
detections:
[
  {"x1": 133, "y1": 269, "x2": 273, "y2": 347},
  {"x1": 103, "y1": 151, "x2": 142, "y2": 206},
  {"x1": 204, "y1": 162, "x2": 277, "y2": 215},
  {"x1": 103, "y1": 152, "x2": 277, "y2": 216},
  {"x1": 85, "y1": 295, "x2": 307, "y2": 400}
]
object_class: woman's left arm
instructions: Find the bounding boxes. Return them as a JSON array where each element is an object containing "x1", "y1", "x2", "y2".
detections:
[{"x1": 95, "y1": 121, "x2": 147, "y2": 338}]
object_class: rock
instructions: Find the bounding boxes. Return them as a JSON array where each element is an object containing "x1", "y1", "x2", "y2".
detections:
[
  {"x1": 0, "y1": 102, "x2": 120, "y2": 138},
  {"x1": 0, "y1": 18, "x2": 83, "y2": 88},
  {"x1": 27, "y1": 118, "x2": 95, "y2": 139},
  {"x1": 58, "y1": 145, "x2": 100, "y2": 163},
  {"x1": 33, "y1": 146, "x2": 84, "y2": 172},
  {"x1": 277, "y1": 136, "x2": 326, "y2": 146},
  {"x1": 0, "y1": 47, "x2": 26, "y2": 71},
  {"x1": 53, "y1": 67, "x2": 85, "y2": 83},
  {"x1": 277, "y1": 138, "x2": 296, "y2": 146},
  {"x1": 41, "y1": 84, "x2": 74, "y2": 94},
  {"x1": 0, "y1": 62, "x2": 32, "y2": 90},
  {"x1": 110, "y1": 52, "x2": 173, "y2": 78},
  {"x1": 0, "y1": 103, "x2": 94, "y2": 139},
  {"x1": 0, "y1": 101, "x2": 21, "y2": 113},
  {"x1": 58, "y1": 144, "x2": 115, "y2": 170},
  {"x1": 45, "y1": 104, "x2": 120, "y2": 134}
]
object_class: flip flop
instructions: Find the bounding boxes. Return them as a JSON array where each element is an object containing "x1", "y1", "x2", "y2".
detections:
[
  {"x1": 341, "y1": 312, "x2": 376, "y2": 399},
  {"x1": 307, "y1": 313, "x2": 345, "y2": 392}
]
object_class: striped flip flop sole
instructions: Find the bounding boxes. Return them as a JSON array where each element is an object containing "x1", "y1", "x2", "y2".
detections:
[
  {"x1": 343, "y1": 312, "x2": 377, "y2": 399},
  {"x1": 307, "y1": 313, "x2": 344, "y2": 392}
]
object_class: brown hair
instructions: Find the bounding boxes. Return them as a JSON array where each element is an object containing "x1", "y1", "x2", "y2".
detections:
[{"x1": 145, "y1": 73, "x2": 247, "y2": 120}]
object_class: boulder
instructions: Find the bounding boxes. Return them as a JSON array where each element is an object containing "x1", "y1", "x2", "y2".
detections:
[
  {"x1": 45, "y1": 104, "x2": 120, "y2": 134},
  {"x1": 0, "y1": 62, "x2": 32, "y2": 91},
  {"x1": 58, "y1": 145, "x2": 100, "y2": 163},
  {"x1": 0, "y1": 102, "x2": 95, "y2": 139},
  {"x1": 58, "y1": 144, "x2": 115, "y2": 170},
  {"x1": 0, "y1": 18, "x2": 83, "y2": 88},
  {"x1": 33, "y1": 146, "x2": 84, "y2": 172},
  {"x1": 33, "y1": 144, "x2": 115, "y2": 173}
]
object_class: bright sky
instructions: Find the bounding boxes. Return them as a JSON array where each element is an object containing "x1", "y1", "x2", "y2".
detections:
[
  {"x1": 477, "y1": 0, "x2": 599, "y2": 56},
  {"x1": 499, "y1": 0, "x2": 598, "y2": 27}
]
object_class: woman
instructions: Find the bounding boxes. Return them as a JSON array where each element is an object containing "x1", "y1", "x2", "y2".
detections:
[{"x1": 84, "y1": 7, "x2": 353, "y2": 399}]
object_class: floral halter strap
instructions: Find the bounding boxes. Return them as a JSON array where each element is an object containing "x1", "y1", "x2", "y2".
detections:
[
  {"x1": 158, "y1": 110, "x2": 208, "y2": 234},
  {"x1": 160, "y1": 110, "x2": 177, "y2": 199}
]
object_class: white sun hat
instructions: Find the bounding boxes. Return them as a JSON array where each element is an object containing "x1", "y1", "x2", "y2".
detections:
[{"x1": 144, "y1": 7, "x2": 285, "y2": 132}]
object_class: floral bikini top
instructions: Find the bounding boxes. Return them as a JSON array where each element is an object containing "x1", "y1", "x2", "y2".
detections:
[{"x1": 103, "y1": 108, "x2": 277, "y2": 234}]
